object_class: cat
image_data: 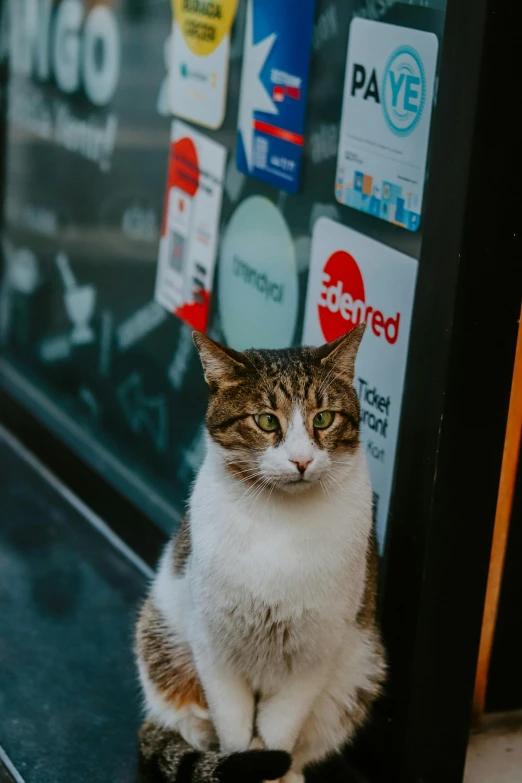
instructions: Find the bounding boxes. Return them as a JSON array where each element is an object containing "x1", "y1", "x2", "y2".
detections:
[{"x1": 135, "y1": 324, "x2": 386, "y2": 783}]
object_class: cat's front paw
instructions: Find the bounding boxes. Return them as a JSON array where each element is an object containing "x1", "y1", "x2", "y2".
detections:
[{"x1": 177, "y1": 712, "x2": 217, "y2": 751}]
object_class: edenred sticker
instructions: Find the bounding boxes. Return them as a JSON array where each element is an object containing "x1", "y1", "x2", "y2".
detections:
[
  {"x1": 155, "y1": 120, "x2": 226, "y2": 332},
  {"x1": 302, "y1": 218, "x2": 417, "y2": 550}
]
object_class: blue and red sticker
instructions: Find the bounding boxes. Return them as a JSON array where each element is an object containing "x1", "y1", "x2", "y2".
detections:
[{"x1": 236, "y1": 0, "x2": 316, "y2": 194}]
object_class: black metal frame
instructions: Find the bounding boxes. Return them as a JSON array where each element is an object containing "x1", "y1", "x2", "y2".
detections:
[
  {"x1": 370, "y1": 0, "x2": 520, "y2": 781},
  {"x1": 0, "y1": 1, "x2": 520, "y2": 782}
]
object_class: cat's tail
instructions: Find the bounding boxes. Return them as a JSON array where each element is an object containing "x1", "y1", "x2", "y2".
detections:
[{"x1": 139, "y1": 721, "x2": 291, "y2": 783}]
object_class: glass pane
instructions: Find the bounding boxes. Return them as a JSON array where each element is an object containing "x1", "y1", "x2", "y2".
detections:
[{"x1": 0, "y1": 0, "x2": 447, "y2": 539}]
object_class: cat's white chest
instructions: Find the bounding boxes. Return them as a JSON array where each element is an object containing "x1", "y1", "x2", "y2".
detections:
[
  {"x1": 187, "y1": 446, "x2": 372, "y2": 681},
  {"x1": 189, "y1": 496, "x2": 341, "y2": 682}
]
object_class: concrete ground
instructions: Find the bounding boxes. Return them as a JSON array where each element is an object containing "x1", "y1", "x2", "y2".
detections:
[{"x1": 464, "y1": 711, "x2": 522, "y2": 783}]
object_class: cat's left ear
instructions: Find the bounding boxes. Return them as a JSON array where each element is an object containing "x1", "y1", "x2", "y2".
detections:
[
  {"x1": 193, "y1": 331, "x2": 248, "y2": 389},
  {"x1": 316, "y1": 323, "x2": 366, "y2": 380}
]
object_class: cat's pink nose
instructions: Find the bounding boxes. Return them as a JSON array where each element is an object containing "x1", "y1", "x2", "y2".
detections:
[{"x1": 290, "y1": 458, "x2": 313, "y2": 475}]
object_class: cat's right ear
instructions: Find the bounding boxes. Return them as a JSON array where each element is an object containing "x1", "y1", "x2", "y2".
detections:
[
  {"x1": 193, "y1": 331, "x2": 247, "y2": 389},
  {"x1": 315, "y1": 323, "x2": 366, "y2": 380}
]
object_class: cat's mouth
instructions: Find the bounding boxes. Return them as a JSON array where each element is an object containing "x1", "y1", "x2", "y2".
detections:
[{"x1": 278, "y1": 475, "x2": 315, "y2": 493}]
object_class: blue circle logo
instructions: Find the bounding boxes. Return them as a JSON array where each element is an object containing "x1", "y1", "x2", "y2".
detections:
[{"x1": 382, "y1": 46, "x2": 426, "y2": 136}]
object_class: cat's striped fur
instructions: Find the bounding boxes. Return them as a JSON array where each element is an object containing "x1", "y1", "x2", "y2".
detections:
[{"x1": 139, "y1": 719, "x2": 290, "y2": 783}]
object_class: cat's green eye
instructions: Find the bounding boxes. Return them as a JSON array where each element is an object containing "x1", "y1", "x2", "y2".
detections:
[
  {"x1": 255, "y1": 413, "x2": 280, "y2": 432},
  {"x1": 313, "y1": 410, "x2": 335, "y2": 430}
]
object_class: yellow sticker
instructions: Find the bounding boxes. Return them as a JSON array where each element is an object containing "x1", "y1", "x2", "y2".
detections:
[{"x1": 173, "y1": 0, "x2": 239, "y2": 57}]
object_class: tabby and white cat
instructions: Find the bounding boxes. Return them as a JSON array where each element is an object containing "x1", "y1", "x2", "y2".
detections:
[{"x1": 136, "y1": 325, "x2": 386, "y2": 783}]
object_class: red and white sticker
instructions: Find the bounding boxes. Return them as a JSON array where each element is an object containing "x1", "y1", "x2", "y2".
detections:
[
  {"x1": 155, "y1": 120, "x2": 227, "y2": 332},
  {"x1": 303, "y1": 218, "x2": 418, "y2": 550}
]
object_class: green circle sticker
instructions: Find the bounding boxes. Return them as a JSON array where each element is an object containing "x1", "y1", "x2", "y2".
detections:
[{"x1": 218, "y1": 197, "x2": 298, "y2": 350}]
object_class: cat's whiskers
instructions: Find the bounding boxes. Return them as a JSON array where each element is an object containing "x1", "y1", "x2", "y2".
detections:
[
  {"x1": 230, "y1": 465, "x2": 262, "y2": 477},
  {"x1": 236, "y1": 473, "x2": 272, "y2": 506},
  {"x1": 327, "y1": 467, "x2": 351, "y2": 480},
  {"x1": 328, "y1": 459, "x2": 352, "y2": 469},
  {"x1": 329, "y1": 458, "x2": 356, "y2": 473},
  {"x1": 266, "y1": 480, "x2": 277, "y2": 505},
  {"x1": 237, "y1": 479, "x2": 271, "y2": 514},
  {"x1": 246, "y1": 476, "x2": 276, "y2": 514},
  {"x1": 224, "y1": 455, "x2": 263, "y2": 470},
  {"x1": 231, "y1": 469, "x2": 268, "y2": 489},
  {"x1": 325, "y1": 473, "x2": 344, "y2": 492},
  {"x1": 319, "y1": 477, "x2": 334, "y2": 506},
  {"x1": 232, "y1": 472, "x2": 265, "y2": 487}
]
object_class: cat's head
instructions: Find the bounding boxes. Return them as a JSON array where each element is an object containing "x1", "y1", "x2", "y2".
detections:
[{"x1": 193, "y1": 325, "x2": 365, "y2": 494}]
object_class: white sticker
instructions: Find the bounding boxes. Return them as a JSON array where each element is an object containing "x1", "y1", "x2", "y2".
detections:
[
  {"x1": 155, "y1": 120, "x2": 227, "y2": 333},
  {"x1": 302, "y1": 218, "x2": 418, "y2": 549},
  {"x1": 169, "y1": 0, "x2": 238, "y2": 129},
  {"x1": 335, "y1": 19, "x2": 438, "y2": 231}
]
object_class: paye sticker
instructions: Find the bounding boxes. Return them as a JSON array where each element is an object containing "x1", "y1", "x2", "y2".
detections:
[{"x1": 335, "y1": 19, "x2": 438, "y2": 230}]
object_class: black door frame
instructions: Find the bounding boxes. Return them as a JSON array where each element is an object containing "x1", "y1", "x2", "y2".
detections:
[{"x1": 372, "y1": 0, "x2": 520, "y2": 781}]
